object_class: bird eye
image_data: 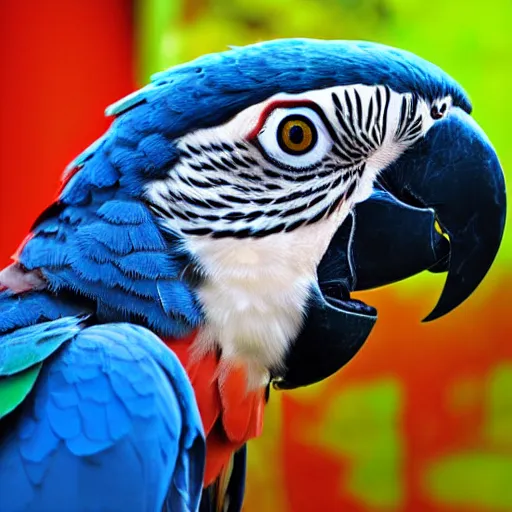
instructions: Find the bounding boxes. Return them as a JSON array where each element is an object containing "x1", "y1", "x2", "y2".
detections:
[
  {"x1": 277, "y1": 115, "x2": 317, "y2": 155},
  {"x1": 255, "y1": 106, "x2": 332, "y2": 170}
]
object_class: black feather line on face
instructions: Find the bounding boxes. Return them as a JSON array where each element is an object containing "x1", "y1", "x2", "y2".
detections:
[
  {"x1": 151, "y1": 91, "x2": 395, "y2": 239},
  {"x1": 381, "y1": 86, "x2": 391, "y2": 142}
]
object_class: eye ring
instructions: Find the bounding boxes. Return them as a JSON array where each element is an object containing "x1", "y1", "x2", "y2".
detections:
[
  {"x1": 254, "y1": 105, "x2": 333, "y2": 170},
  {"x1": 277, "y1": 115, "x2": 318, "y2": 155}
]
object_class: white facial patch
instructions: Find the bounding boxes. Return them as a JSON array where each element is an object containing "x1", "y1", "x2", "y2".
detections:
[
  {"x1": 143, "y1": 84, "x2": 451, "y2": 387},
  {"x1": 145, "y1": 85, "x2": 446, "y2": 238}
]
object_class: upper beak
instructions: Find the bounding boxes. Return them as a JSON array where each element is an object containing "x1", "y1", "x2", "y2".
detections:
[{"x1": 356, "y1": 107, "x2": 506, "y2": 321}]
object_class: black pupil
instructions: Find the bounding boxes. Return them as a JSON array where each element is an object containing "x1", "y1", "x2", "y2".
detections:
[{"x1": 289, "y1": 125, "x2": 304, "y2": 145}]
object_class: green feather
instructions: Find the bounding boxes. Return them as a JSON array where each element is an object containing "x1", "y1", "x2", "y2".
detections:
[
  {"x1": 0, "y1": 363, "x2": 42, "y2": 419},
  {"x1": 0, "y1": 316, "x2": 82, "y2": 376}
]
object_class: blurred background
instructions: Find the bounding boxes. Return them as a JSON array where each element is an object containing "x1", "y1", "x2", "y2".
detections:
[{"x1": 1, "y1": 1, "x2": 511, "y2": 510}]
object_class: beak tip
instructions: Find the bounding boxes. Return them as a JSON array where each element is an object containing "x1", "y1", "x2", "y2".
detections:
[
  {"x1": 379, "y1": 107, "x2": 506, "y2": 324},
  {"x1": 421, "y1": 311, "x2": 440, "y2": 323}
]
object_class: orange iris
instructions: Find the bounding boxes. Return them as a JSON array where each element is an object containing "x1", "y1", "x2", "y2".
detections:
[{"x1": 279, "y1": 118, "x2": 315, "y2": 153}]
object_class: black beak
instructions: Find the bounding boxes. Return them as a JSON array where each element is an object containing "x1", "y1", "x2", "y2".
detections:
[
  {"x1": 375, "y1": 107, "x2": 506, "y2": 321},
  {"x1": 345, "y1": 187, "x2": 450, "y2": 291}
]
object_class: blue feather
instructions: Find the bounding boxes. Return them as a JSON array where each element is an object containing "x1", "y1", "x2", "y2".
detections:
[
  {"x1": 86, "y1": 150, "x2": 120, "y2": 188},
  {"x1": 116, "y1": 251, "x2": 179, "y2": 279},
  {"x1": 73, "y1": 232, "x2": 116, "y2": 264},
  {"x1": 105, "y1": 89, "x2": 146, "y2": 117},
  {"x1": 20, "y1": 236, "x2": 71, "y2": 269},
  {"x1": 97, "y1": 200, "x2": 150, "y2": 225},
  {"x1": 60, "y1": 171, "x2": 92, "y2": 206},
  {"x1": 128, "y1": 222, "x2": 167, "y2": 251},
  {"x1": 157, "y1": 280, "x2": 202, "y2": 324},
  {"x1": 0, "y1": 322, "x2": 205, "y2": 512},
  {"x1": 138, "y1": 133, "x2": 180, "y2": 174},
  {"x1": 0, "y1": 317, "x2": 83, "y2": 376},
  {"x1": 0, "y1": 291, "x2": 87, "y2": 335},
  {"x1": 108, "y1": 145, "x2": 146, "y2": 175},
  {"x1": 70, "y1": 257, "x2": 123, "y2": 284},
  {"x1": 59, "y1": 204, "x2": 99, "y2": 226},
  {"x1": 81, "y1": 222, "x2": 136, "y2": 254},
  {"x1": 65, "y1": 134, "x2": 107, "y2": 172}
]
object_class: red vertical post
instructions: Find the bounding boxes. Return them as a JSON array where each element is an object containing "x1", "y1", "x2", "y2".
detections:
[{"x1": 0, "y1": 0, "x2": 135, "y2": 267}]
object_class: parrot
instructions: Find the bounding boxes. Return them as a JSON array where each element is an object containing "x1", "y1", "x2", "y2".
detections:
[{"x1": 0, "y1": 38, "x2": 506, "y2": 511}]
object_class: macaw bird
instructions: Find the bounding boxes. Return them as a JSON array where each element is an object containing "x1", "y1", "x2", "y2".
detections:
[{"x1": 0, "y1": 38, "x2": 506, "y2": 511}]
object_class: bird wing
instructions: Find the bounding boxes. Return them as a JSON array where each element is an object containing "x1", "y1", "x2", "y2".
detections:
[
  {"x1": 0, "y1": 321, "x2": 205, "y2": 512},
  {"x1": 16, "y1": 160, "x2": 202, "y2": 338}
]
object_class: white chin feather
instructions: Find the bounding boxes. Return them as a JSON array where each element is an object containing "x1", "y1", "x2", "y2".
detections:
[{"x1": 186, "y1": 206, "x2": 351, "y2": 389}]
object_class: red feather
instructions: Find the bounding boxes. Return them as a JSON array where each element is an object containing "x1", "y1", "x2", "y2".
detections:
[{"x1": 164, "y1": 334, "x2": 266, "y2": 486}]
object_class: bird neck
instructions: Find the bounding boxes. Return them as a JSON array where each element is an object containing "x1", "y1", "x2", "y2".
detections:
[
  {"x1": 165, "y1": 333, "x2": 266, "y2": 486},
  {"x1": 183, "y1": 207, "x2": 351, "y2": 388}
]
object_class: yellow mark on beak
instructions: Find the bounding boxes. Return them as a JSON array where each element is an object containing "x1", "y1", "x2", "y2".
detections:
[{"x1": 434, "y1": 219, "x2": 450, "y2": 241}]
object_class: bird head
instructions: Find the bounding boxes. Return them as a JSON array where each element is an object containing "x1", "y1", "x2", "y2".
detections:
[
  {"x1": 16, "y1": 40, "x2": 504, "y2": 384},
  {"x1": 132, "y1": 39, "x2": 476, "y2": 246},
  {"x1": 149, "y1": 40, "x2": 505, "y2": 390}
]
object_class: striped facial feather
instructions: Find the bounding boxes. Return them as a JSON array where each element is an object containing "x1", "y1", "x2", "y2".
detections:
[
  {"x1": 144, "y1": 85, "x2": 452, "y2": 387},
  {"x1": 146, "y1": 85, "x2": 450, "y2": 239}
]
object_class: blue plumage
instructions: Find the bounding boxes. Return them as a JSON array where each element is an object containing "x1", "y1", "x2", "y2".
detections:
[
  {"x1": 0, "y1": 290, "x2": 87, "y2": 334},
  {"x1": 0, "y1": 322, "x2": 204, "y2": 512},
  {"x1": 20, "y1": 186, "x2": 200, "y2": 336},
  {"x1": 108, "y1": 38, "x2": 471, "y2": 129},
  {"x1": 0, "y1": 316, "x2": 82, "y2": 375}
]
